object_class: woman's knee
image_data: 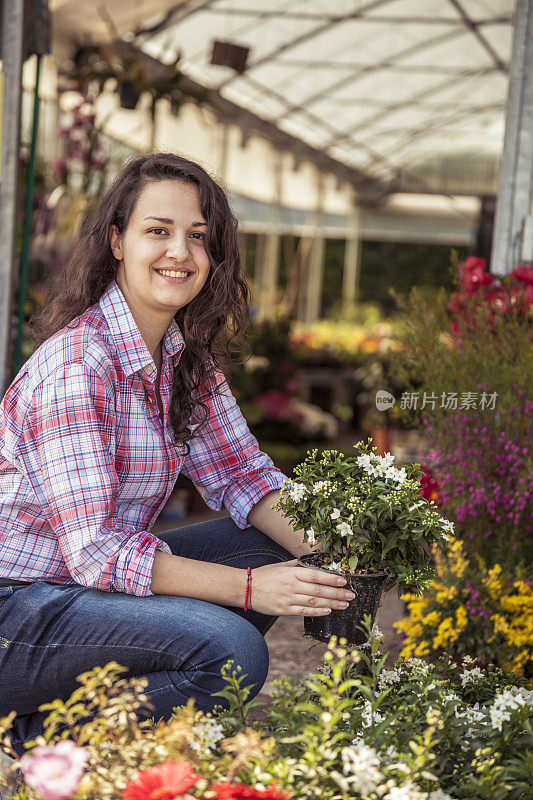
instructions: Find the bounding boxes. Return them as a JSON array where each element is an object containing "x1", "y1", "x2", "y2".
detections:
[{"x1": 180, "y1": 614, "x2": 269, "y2": 700}]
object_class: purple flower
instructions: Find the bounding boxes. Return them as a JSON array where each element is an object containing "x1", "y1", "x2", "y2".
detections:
[{"x1": 19, "y1": 741, "x2": 88, "y2": 800}]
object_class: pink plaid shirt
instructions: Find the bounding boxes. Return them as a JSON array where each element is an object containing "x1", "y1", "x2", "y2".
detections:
[{"x1": 0, "y1": 281, "x2": 286, "y2": 596}]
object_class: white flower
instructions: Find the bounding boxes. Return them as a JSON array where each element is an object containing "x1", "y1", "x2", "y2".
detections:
[
  {"x1": 384, "y1": 781, "x2": 428, "y2": 800},
  {"x1": 394, "y1": 467, "x2": 407, "y2": 484},
  {"x1": 381, "y1": 451, "x2": 395, "y2": 467},
  {"x1": 459, "y1": 667, "x2": 484, "y2": 686},
  {"x1": 378, "y1": 668, "x2": 401, "y2": 689},
  {"x1": 488, "y1": 685, "x2": 533, "y2": 731},
  {"x1": 312, "y1": 480, "x2": 334, "y2": 496},
  {"x1": 288, "y1": 482, "x2": 307, "y2": 502},
  {"x1": 340, "y1": 743, "x2": 383, "y2": 795},
  {"x1": 330, "y1": 507, "x2": 341, "y2": 520},
  {"x1": 361, "y1": 700, "x2": 384, "y2": 728},
  {"x1": 356, "y1": 454, "x2": 373, "y2": 470},
  {"x1": 429, "y1": 790, "x2": 456, "y2": 800},
  {"x1": 306, "y1": 528, "x2": 316, "y2": 545},
  {"x1": 327, "y1": 561, "x2": 343, "y2": 571},
  {"x1": 337, "y1": 521, "x2": 353, "y2": 537},
  {"x1": 190, "y1": 717, "x2": 225, "y2": 751},
  {"x1": 440, "y1": 519, "x2": 454, "y2": 534},
  {"x1": 489, "y1": 706, "x2": 511, "y2": 732},
  {"x1": 454, "y1": 703, "x2": 486, "y2": 735},
  {"x1": 445, "y1": 693, "x2": 460, "y2": 708},
  {"x1": 404, "y1": 658, "x2": 431, "y2": 674},
  {"x1": 384, "y1": 465, "x2": 398, "y2": 481}
]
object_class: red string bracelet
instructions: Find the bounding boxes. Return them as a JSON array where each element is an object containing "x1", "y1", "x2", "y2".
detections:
[{"x1": 244, "y1": 567, "x2": 252, "y2": 611}]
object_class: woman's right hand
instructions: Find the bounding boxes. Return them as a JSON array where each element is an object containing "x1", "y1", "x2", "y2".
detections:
[{"x1": 249, "y1": 560, "x2": 355, "y2": 616}]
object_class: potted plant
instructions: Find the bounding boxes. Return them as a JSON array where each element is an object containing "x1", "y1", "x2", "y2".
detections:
[{"x1": 274, "y1": 438, "x2": 453, "y2": 645}]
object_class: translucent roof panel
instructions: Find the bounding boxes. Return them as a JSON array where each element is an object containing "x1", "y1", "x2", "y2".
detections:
[{"x1": 137, "y1": 0, "x2": 514, "y2": 191}]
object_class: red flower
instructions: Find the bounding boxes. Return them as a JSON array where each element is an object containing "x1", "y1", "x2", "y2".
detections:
[
  {"x1": 458, "y1": 258, "x2": 493, "y2": 294},
  {"x1": 211, "y1": 784, "x2": 291, "y2": 800},
  {"x1": 122, "y1": 761, "x2": 199, "y2": 800},
  {"x1": 419, "y1": 465, "x2": 442, "y2": 508},
  {"x1": 463, "y1": 256, "x2": 486, "y2": 272},
  {"x1": 509, "y1": 265, "x2": 533, "y2": 287},
  {"x1": 252, "y1": 390, "x2": 294, "y2": 422}
]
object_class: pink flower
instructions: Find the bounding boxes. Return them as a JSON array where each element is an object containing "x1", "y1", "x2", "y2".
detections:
[{"x1": 19, "y1": 741, "x2": 89, "y2": 800}]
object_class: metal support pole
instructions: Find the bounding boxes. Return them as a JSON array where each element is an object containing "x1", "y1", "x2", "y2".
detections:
[
  {"x1": 14, "y1": 52, "x2": 42, "y2": 374},
  {"x1": 257, "y1": 151, "x2": 282, "y2": 321},
  {"x1": 300, "y1": 171, "x2": 326, "y2": 323},
  {"x1": 304, "y1": 235, "x2": 326, "y2": 322},
  {"x1": 342, "y1": 195, "x2": 361, "y2": 312},
  {"x1": 490, "y1": 0, "x2": 533, "y2": 274},
  {"x1": 0, "y1": 0, "x2": 25, "y2": 396}
]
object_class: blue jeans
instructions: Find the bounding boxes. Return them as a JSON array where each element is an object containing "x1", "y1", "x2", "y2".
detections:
[{"x1": 0, "y1": 517, "x2": 293, "y2": 755}]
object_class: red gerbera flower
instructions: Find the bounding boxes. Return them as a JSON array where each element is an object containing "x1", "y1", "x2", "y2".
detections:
[
  {"x1": 122, "y1": 761, "x2": 199, "y2": 800},
  {"x1": 211, "y1": 783, "x2": 291, "y2": 800}
]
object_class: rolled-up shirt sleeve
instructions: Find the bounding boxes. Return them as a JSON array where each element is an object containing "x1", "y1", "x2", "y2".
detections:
[
  {"x1": 14, "y1": 363, "x2": 170, "y2": 596},
  {"x1": 180, "y1": 372, "x2": 287, "y2": 528}
]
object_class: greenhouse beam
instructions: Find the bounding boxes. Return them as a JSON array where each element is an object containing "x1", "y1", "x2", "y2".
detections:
[{"x1": 490, "y1": 0, "x2": 533, "y2": 274}]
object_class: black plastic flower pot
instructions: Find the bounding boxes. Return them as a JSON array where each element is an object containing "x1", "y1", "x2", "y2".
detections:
[
  {"x1": 119, "y1": 80, "x2": 141, "y2": 110},
  {"x1": 297, "y1": 553, "x2": 389, "y2": 646}
]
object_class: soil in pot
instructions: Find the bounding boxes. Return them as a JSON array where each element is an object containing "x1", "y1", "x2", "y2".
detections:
[{"x1": 297, "y1": 553, "x2": 389, "y2": 646}]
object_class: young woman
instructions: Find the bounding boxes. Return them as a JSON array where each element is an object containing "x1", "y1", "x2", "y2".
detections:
[{"x1": 0, "y1": 153, "x2": 355, "y2": 753}]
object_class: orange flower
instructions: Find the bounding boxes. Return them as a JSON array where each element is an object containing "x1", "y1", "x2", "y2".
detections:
[{"x1": 122, "y1": 761, "x2": 199, "y2": 800}]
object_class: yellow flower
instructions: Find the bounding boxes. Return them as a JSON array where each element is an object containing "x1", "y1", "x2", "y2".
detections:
[
  {"x1": 455, "y1": 605, "x2": 468, "y2": 632},
  {"x1": 436, "y1": 586, "x2": 457, "y2": 603},
  {"x1": 433, "y1": 617, "x2": 455, "y2": 649},
  {"x1": 414, "y1": 642, "x2": 430, "y2": 657},
  {"x1": 422, "y1": 611, "x2": 442, "y2": 627}
]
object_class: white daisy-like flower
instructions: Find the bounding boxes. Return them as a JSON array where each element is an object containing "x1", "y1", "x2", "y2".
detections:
[
  {"x1": 330, "y1": 508, "x2": 341, "y2": 520},
  {"x1": 381, "y1": 451, "x2": 395, "y2": 467},
  {"x1": 337, "y1": 521, "x2": 353, "y2": 537},
  {"x1": 459, "y1": 667, "x2": 484, "y2": 686},
  {"x1": 306, "y1": 528, "x2": 316, "y2": 545},
  {"x1": 394, "y1": 467, "x2": 407, "y2": 484},
  {"x1": 489, "y1": 706, "x2": 511, "y2": 732},
  {"x1": 356, "y1": 454, "x2": 373, "y2": 470},
  {"x1": 288, "y1": 482, "x2": 307, "y2": 502},
  {"x1": 384, "y1": 465, "x2": 398, "y2": 481},
  {"x1": 378, "y1": 668, "x2": 401, "y2": 689}
]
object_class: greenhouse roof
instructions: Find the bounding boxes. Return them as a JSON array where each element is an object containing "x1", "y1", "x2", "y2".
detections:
[{"x1": 52, "y1": 0, "x2": 514, "y2": 196}]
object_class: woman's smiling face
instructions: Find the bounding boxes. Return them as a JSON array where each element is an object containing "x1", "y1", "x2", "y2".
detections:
[{"x1": 111, "y1": 179, "x2": 211, "y2": 324}]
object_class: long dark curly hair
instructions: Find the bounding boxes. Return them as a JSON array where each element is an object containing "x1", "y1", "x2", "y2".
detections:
[{"x1": 30, "y1": 153, "x2": 250, "y2": 447}]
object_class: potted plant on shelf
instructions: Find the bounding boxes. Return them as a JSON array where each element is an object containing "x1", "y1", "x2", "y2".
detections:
[{"x1": 273, "y1": 439, "x2": 453, "y2": 645}]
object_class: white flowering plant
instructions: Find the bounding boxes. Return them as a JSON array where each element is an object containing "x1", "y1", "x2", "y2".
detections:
[
  {"x1": 1, "y1": 636, "x2": 531, "y2": 800},
  {"x1": 274, "y1": 439, "x2": 453, "y2": 594}
]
